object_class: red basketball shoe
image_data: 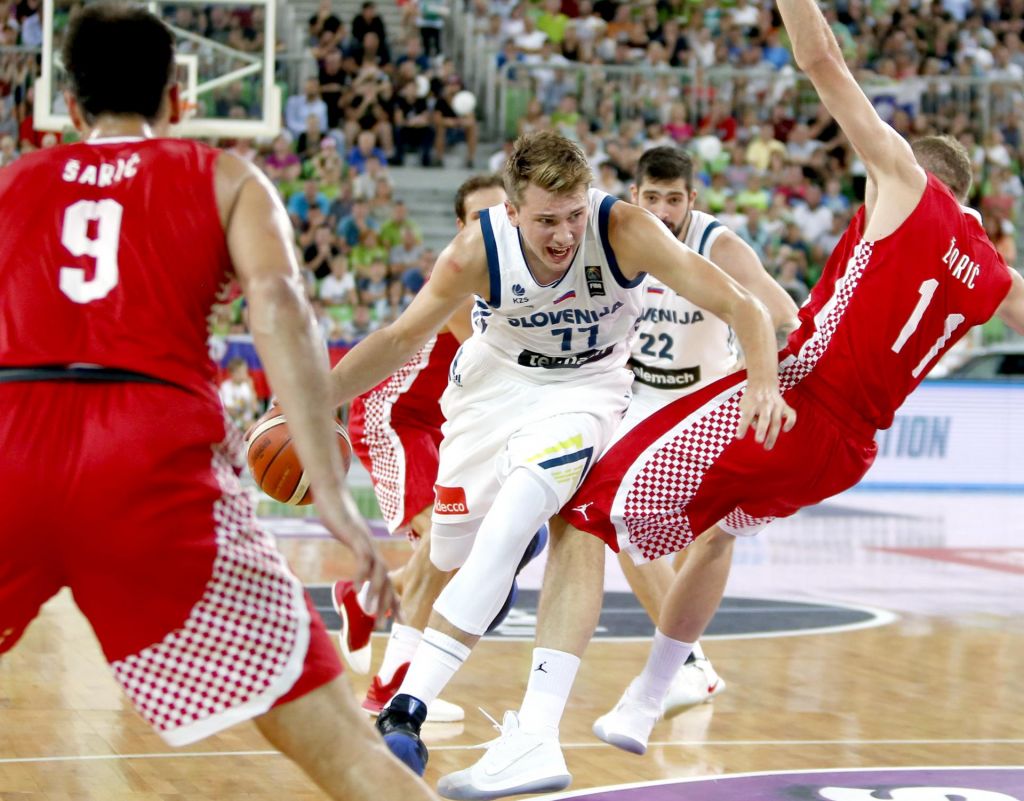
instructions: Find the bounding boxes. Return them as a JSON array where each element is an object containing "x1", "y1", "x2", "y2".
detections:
[
  {"x1": 331, "y1": 579, "x2": 375, "y2": 675},
  {"x1": 362, "y1": 662, "x2": 464, "y2": 722}
]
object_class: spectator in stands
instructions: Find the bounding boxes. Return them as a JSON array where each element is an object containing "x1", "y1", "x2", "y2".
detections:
[
  {"x1": 353, "y1": 152, "x2": 392, "y2": 200},
  {"x1": 746, "y1": 122, "x2": 788, "y2": 171},
  {"x1": 263, "y1": 134, "x2": 302, "y2": 184},
  {"x1": 352, "y1": 1, "x2": 390, "y2": 63},
  {"x1": 812, "y1": 211, "x2": 848, "y2": 268},
  {"x1": 0, "y1": 133, "x2": 18, "y2": 167},
  {"x1": 369, "y1": 174, "x2": 397, "y2": 221},
  {"x1": 0, "y1": 101, "x2": 17, "y2": 142},
  {"x1": 309, "y1": 0, "x2": 342, "y2": 46},
  {"x1": 791, "y1": 184, "x2": 834, "y2": 244},
  {"x1": 319, "y1": 253, "x2": 358, "y2": 307},
  {"x1": 309, "y1": 137, "x2": 345, "y2": 185},
  {"x1": 487, "y1": 137, "x2": 515, "y2": 174},
  {"x1": 318, "y1": 47, "x2": 350, "y2": 132},
  {"x1": 388, "y1": 223, "x2": 424, "y2": 276},
  {"x1": 288, "y1": 179, "x2": 331, "y2": 229},
  {"x1": 285, "y1": 77, "x2": 328, "y2": 138},
  {"x1": 985, "y1": 210, "x2": 1018, "y2": 264},
  {"x1": 303, "y1": 222, "x2": 342, "y2": 281},
  {"x1": 347, "y1": 128, "x2": 388, "y2": 174},
  {"x1": 775, "y1": 250, "x2": 810, "y2": 307},
  {"x1": 433, "y1": 76, "x2": 478, "y2": 168},
  {"x1": 356, "y1": 258, "x2": 391, "y2": 318},
  {"x1": 393, "y1": 77, "x2": 435, "y2": 166},
  {"x1": 735, "y1": 205, "x2": 773, "y2": 262},
  {"x1": 296, "y1": 112, "x2": 326, "y2": 162},
  {"x1": 735, "y1": 172, "x2": 772, "y2": 212},
  {"x1": 378, "y1": 199, "x2": 420, "y2": 248},
  {"x1": 416, "y1": 0, "x2": 448, "y2": 58},
  {"x1": 219, "y1": 358, "x2": 260, "y2": 430},
  {"x1": 594, "y1": 160, "x2": 625, "y2": 197},
  {"x1": 310, "y1": 298, "x2": 339, "y2": 342},
  {"x1": 326, "y1": 175, "x2": 355, "y2": 228},
  {"x1": 342, "y1": 68, "x2": 395, "y2": 158},
  {"x1": 350, "y1": 228, "x2": 388, "y2": 273},
  {"x1": 337, "y1": 198, "x2": 378, "y2": 247},
  {"x1": 396, "y1": 33, "x2": 431, "y2": 73},
  {"x1": 536, "y1": 0, "x2": 569, "y2": 45},
  {"x1": 345, "y1": 303, "x2": 379, "y2": 338}
]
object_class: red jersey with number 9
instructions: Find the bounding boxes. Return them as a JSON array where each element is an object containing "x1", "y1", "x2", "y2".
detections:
[
  {"x1": 786, "y1": 173, "x2": 1013, "y2": 431},
  {"x1": 0, "y1": 138, "x2": 232, "y2": 412}
]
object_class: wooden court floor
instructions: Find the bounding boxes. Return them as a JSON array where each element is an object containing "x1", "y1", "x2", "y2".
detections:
[{"x1": 2, "y1": 494, "x2": 1023, "y2": 800}]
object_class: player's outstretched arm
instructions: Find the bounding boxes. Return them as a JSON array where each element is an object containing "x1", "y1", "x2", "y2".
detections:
[
  {"x1": 996, "y1": 268, "x2": 1024, "y2": 335},
  {"x1": 708, "y1": 230, "x2": 799, "y2": 343},
  {"x1": 776, "y1": 0, "x2": 922, "y2": 199},
  {"x1": 612, "y1": 202, "x2": 796, "y2": 449},
  {"x1": 328, "y1": 226, "x2": 489, "y2": 406},
  {"x1": 219, "y1": 154, "x2": 394, "y2": 612}
]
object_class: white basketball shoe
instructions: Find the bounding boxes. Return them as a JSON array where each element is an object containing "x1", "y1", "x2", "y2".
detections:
[
  {"x1": 591, "y1": 680, "x2": 661, "y2": 755},
  {"x1": 437, "y1": 711, "x2": 571, "y2": 800},
  {"x1": 661, "y1": 655, "x2": 726, "y2": 718}
]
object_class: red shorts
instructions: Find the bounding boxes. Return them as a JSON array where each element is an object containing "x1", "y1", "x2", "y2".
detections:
[
  {"x1": 0, "y1": 380, "x2": 342, "y2": 745},
  {"x1": 347, "y1": 333, "x2": 455, "y2": 537},
  {"x1": 563, "y1": 367, "x2": 878, "y2": 563},
  {"x1": 349, "y1": 400, "x2": 442, "y2": 537}
]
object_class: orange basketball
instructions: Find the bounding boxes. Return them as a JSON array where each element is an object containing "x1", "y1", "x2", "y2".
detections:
[{"x1": 245, "y1": 408, "x2": 352, "y2": 505}]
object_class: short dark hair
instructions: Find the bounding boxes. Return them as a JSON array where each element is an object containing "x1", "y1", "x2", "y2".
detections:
[
  {"x1": 454, "y1": 173, "x2": 505, "y2": 224},
  {"x1": 911, "y1": 135, "x2": 973, "y2": 202},
  {"x1": 635, "y1": 146, "x2": 695, "y2": 191},
  {"x1": 62, "y1": 3, "x2": 175, "y2": 124}
]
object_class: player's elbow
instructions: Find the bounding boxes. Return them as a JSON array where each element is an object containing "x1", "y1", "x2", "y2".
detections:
[
  {"x1": 246, "y1": 274, "x2": 312, "y2": 336},
  {"x1": 795, "y1": 46, "x2": 846, "y2": 83}
]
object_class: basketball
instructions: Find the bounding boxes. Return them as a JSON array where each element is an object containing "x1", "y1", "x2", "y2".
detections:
[
  {"x1": 245, "y1": 408, "x2": 352, "y2": 505},
  {"x1": 452, "y1": 90, "x2": 477, "y2": 117}
]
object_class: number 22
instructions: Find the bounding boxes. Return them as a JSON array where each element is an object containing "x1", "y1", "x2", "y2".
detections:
[
  {"x1": 891, "y1": 279, "x2": 965, "y2": 378},
  {"x1": 59, "y1": 199, "x2": 123, "y2": 304}
]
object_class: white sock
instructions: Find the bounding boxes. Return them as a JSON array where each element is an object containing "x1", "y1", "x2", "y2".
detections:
[
  {"x1": 378, "y1": 623, "x2": 422, "y2": 684},
  {"x1": 517, "y1": 648, "x2": 580, "y2": 738},
  {"x1": 634, "y1": 630, "x2": 694, "y2": 703},
  {"x1": 356, "y1": 581, "x2": 373, "y2": 613},
  {"x1": 396, "y1": 627, "x2": 471, "y2": 707}
]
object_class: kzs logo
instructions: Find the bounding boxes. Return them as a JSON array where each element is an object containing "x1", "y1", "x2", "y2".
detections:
[
  {"x1": 820, "y1": 787, "x2": 1019, "y2": 801},
  {"x1": 512, "y1": 283, "x2": 530, "y2": 304}
]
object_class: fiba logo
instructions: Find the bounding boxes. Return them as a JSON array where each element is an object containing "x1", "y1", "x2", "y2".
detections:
[{"x1": 512, "y1": 283, "x2": 530, "y2": 304}]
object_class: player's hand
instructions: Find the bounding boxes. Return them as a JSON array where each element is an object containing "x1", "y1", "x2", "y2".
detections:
[
  {"x1": 736, "y1": 382, "x2": 797, "y2": 450},
  {"x1": 317, "y1": 488, "x2": 400, "y2": 622}
]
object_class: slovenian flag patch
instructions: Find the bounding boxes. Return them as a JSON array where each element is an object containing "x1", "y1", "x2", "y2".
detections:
[{"x1": 554, "y1": 289, "x2": 577, "y2": 304}]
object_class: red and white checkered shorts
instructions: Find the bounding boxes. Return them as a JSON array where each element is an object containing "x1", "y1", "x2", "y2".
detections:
[
  {"x1": 0, "y1": 381, "x2": 341, "y2": 745},
  {"x1": 563, "y1": 368, "x2": 878, "y2": 563}
]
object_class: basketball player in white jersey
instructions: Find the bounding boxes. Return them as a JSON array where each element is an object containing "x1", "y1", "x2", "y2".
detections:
[
  {"x1": 611, "y1": 146, "x2": 799, "y2": 718},
  {"x1": 327, "y1": 131, "x2": 795, "y2": 793}
]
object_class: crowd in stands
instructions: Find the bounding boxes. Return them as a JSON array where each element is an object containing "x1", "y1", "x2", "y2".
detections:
[
  {"x1": 3, "y1": 0, "x2": 1022, "y2": 392},
  {"x1": 469, "y1": 0, "x2": 1024, "y2": 295}
]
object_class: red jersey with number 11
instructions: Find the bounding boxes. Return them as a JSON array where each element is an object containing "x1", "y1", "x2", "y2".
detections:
[
  {"x1": 0, "y1": 138, "x2": 232, "y2": 411},
  {"x1": 786, "y1": 173, "x2": 1012, "y2": 431}
]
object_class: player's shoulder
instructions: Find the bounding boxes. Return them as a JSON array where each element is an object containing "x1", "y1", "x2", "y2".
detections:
[{"x1": 443, "y1": 216, "x2": 489, "y2": 269}]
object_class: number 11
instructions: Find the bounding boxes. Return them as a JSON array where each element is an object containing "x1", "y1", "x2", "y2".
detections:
[{"x1": 891, "y1": 279, "x2": 965, "y2": 378}]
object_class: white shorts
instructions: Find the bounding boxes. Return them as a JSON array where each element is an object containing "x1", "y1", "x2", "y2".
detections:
[{"x1": 432, "y1": 353, "x2": 633, "y2": 524}]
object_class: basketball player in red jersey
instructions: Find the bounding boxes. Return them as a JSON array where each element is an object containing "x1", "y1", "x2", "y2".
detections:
[
  {"x1": 556, "y1": 0, "x2": 1024, "y2": 762},
  {"x1": 335, "y1": 176, "x2": 547, "y2": 721},
  {"x1": 0, "y1": 6, "x2": 437, "y2": 800}
]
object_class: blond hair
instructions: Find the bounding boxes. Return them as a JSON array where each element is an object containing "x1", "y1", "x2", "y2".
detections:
[
  {"x1": 911, "y1": 135, "x2": 973, "y2": 202},
  {"x1": 503, "y1": 131, "x2": 592, "y2": 207}
]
